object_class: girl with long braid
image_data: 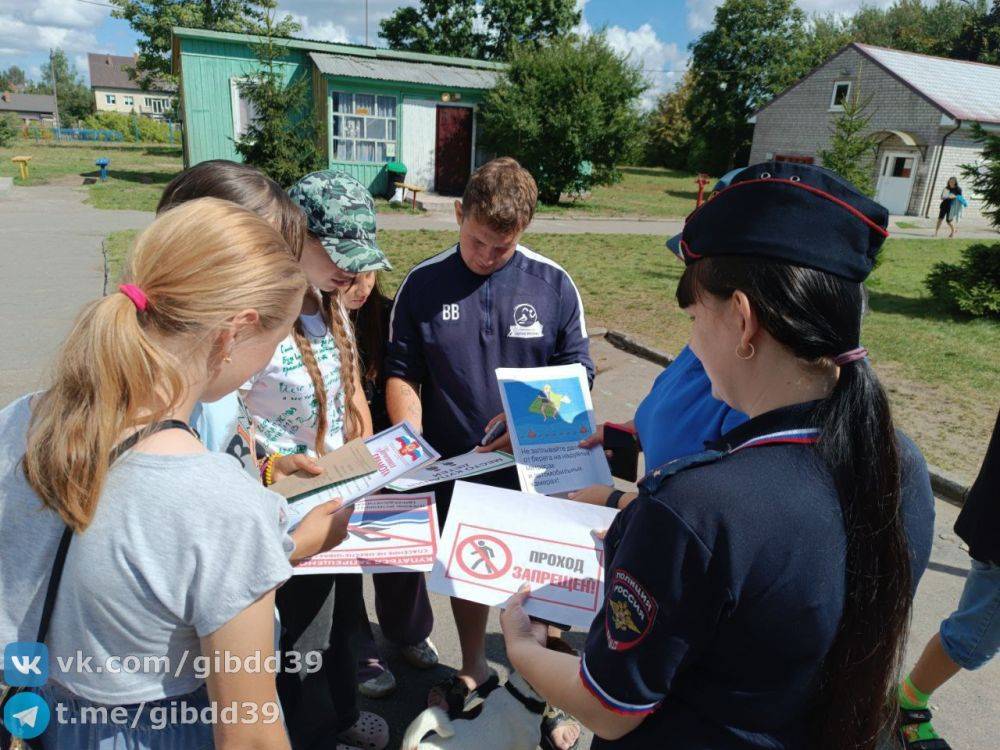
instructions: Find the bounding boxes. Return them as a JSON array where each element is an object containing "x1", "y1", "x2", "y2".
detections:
[{"x1": 241, "y1": 170, "x2": 389, "y2": 750}]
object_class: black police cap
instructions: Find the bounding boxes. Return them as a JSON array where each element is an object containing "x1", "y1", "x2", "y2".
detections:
[{"x1": 678, "y1": 161, "x2": 890, "y2": 283}]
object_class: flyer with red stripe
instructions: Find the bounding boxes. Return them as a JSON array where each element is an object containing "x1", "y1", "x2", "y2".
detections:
[{"x1": 293, "y1": 493, "x2": 438, "y2": 575}]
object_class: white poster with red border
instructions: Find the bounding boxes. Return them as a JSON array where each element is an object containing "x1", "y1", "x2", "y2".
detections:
[
  {"x1": 293, "y1": 493, "x2": 438, "y2": 575},
  {"x1": 428, "y1": 481, "x2": 618, "y2": 628}
]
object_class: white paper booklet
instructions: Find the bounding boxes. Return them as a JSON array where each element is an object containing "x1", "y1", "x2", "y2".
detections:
[
  {"x1": 284, "y1": 422, "x2": 439, "y2": 528},
  {"x1": 496, "y1": 364, "x2": 613, "y2": 495},
  {"x1": 387, "y1": 450, "x2": 515, "y2": 491}
]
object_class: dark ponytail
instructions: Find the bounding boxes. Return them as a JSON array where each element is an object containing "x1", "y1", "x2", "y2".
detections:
[{"x1": 678, "y1": 257, "x2": 911, "y2": 750}]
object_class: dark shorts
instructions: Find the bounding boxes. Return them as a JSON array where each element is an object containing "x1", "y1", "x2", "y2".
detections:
[{"x1": 939, "y1": 199, "x2": 953, "y2": 220}]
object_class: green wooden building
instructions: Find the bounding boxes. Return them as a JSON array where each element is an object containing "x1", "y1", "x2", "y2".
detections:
[{"x1": 171, "y1": 27, "x2": 504, "y2": 195}]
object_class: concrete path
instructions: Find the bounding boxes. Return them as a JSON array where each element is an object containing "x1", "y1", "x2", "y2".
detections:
[
  {"x1": 382, "y1": 209, "x2": 1000, "y2": 239},
  {"x1": 0, "y1": 185, "x2": 152, "y2": 405},
  {"x1": 379, "y1": 210, "x2": 684, "y2": 236},
  {"x1": 362, "y1": 337, "x2": 997, "y2": 750}
]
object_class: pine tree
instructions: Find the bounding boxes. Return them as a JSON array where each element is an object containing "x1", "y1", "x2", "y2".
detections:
[
  {"x1": 819, "y1": 85, "x2": 878, "y2": 196},
  {"x1": 234, "y1": 11, "x2": 324, "y2": 187},
  {"x1": 962, "y1": 123, "x2": 1000, "y2": 228}
]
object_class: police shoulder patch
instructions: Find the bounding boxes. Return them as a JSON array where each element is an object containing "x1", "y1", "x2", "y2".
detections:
[{"x1": 605, "y1": 568, "x2": 657, "y2": 651}]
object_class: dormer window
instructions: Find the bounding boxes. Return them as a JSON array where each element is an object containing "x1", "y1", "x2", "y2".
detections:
[{"x1": 830, "y1": 81, "x2": 852, "y2": 111}]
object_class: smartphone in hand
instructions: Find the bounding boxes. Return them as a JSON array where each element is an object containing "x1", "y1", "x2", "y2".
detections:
[{"x1": 604, "y1": 422, "x2": 639, "y2": 482}]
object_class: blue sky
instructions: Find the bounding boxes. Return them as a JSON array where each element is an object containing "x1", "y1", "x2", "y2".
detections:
[{"x1": 0, "y1": 0, "x2": 884, "y2": 106}]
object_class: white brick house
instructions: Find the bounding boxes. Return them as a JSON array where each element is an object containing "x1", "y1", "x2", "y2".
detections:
[{"x1": 749, "y1": 44, "x2": 1000, "y2": 219}]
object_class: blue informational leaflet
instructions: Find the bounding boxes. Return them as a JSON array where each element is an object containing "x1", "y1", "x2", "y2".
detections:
[{"x1": 496, "y1": 364, "x2": 613, "y2": 495}]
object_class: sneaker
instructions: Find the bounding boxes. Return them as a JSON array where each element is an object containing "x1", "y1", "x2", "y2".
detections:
[
  {"x1": 358, "y1": 668, "x2": 396, "y2": 699},
  {"x1": 401, "y1": 638, "x2": 439, "y2": 669}
]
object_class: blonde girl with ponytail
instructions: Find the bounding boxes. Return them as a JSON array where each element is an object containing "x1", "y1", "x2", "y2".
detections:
[
  {"x1": 0, "y1": 198, "x2": 353, "y2": 750},
  {"x1": 155, "y1": 163, "x2": 389, "y2": 750}
]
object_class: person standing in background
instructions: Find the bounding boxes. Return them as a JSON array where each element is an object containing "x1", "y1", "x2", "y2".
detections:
[{"x1": 897, "y1": 407, "x2": 1000, "y2": 750}]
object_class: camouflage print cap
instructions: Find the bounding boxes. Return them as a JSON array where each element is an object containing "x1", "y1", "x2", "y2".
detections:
[{"x1": 287, "y1": 170, "x2": 391, "y2": 273}]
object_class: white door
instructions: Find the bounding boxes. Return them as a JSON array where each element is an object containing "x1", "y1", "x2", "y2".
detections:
[
  {"x1": 401, "y1": 98, "x2": 438, "y2": 192},
  {"x1": 875, "y1": 151, "x2": 918, "y2": 214}
]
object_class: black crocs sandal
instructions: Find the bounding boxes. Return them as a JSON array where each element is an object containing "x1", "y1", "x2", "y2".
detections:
[
  {"x1": 898, "y1": 707, "x2": 952, "y2": 749},
  {"x1": 426, "y1": 669, "x2": 500, "y2": 720},
  {"x1": 541, "y1": 704, "x2": 582, "y2": 750}
]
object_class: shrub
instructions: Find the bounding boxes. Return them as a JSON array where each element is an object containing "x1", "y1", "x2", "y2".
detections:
[
  {"x1": 925, "y1": 242, "x2": 1000, "y2": 318},
  {"x1": 479, "y1": 33, "x2": 646, "y2": 204},
  {"x1": 0, "y1": 113, "x2": 20, "y2": 147},
  {"x1": 81, "y1": 111, "x2": 173, "y2": 143}
]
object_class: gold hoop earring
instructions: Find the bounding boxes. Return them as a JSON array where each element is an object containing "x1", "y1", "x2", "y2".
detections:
[
  {"x1": 223, "y1": 355, "x2": 233, "y2": 364},
  {"x1": 736, "y1": 342, "x2": 756, "y2": 360}
]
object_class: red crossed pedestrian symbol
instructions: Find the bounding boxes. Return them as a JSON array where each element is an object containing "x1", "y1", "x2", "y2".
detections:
[{"x1": 455, "y1": 534, "x2": 512, "y2": 580}]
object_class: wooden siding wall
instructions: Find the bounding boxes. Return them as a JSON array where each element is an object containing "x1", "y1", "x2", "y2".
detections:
[
  {"x1": 179, "y1": 38, "x2": 309, "y2": 167},
  {"x1": 179, "y1": 36, "x2": 488, "y2": 195}
]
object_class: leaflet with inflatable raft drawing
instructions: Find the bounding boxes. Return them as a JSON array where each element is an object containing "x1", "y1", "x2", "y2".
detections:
[
  {"x1": 270, "y1": 422, "x2": 440, "y2": 529},
  {"x1": 496, "y1": 363, "x2": 613, "y2": 495}
]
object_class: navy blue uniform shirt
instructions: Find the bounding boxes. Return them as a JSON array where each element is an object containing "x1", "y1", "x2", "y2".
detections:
[
  {"x1": 582, "y1": 401, "x2": 935, "y2": 749},
  {"x1": 386, "y1": 244, "x2": 593, "y2": 459}
]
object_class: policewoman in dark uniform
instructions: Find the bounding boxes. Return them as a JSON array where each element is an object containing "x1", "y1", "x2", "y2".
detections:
[{"x1": 501, "y1": 162, "x2": 936, "y2": 750}]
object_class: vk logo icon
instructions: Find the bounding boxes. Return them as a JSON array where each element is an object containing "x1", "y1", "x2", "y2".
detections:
[
  {"x1": 3, "y1": 692, "x2": 50, "y2": 740},
  {"x1": 3, "y1": 642, "x2": 49, "y2": 687}
]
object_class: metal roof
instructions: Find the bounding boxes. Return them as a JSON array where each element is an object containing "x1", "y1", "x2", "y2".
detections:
[
  {"x1": 857, "y1": 44, "x2": 1000, "y2": 124},
  {"x1": 309, "y1": 52, "x2": 501, "y2": 90},
  {"x1": 0, "y1": 93, "x2": 56, "y2": 114},
  {"x1": 87, "y1": 52, "x2": 175, "y2": 93}
]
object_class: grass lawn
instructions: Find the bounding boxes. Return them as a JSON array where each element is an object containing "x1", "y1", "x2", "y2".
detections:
[
  {"x1": 104, "y1": 227, "x2": 998, "y2": 480},
  {"x1": 0, "y1": 139, "x2": 182, "y2": 211},
  {"x1": 535, "y1": 166, "x2": 708, "y2": 219}
]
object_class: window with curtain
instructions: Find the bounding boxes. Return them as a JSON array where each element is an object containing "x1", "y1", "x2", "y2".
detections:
[
  {"x1": 331, "y1": 91, "x2": 397, "y2": 163},
  {"x1": 230, "y1": 79, "x2": 260, "y2": 140}
]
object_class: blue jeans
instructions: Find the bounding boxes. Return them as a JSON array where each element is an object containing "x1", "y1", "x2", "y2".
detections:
[
  {"x1": 36, "y1": 682, "x2": 214, "y2": 749},
  {"x1": 939, "y1": 559, "x2": 1000, "y2": 670}
]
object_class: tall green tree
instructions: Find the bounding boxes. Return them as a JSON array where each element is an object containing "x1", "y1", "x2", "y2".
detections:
[
  {"x1": 951, "y1": 0, "x2": 1000, "y2": 64},
  {"x1": 645, "y1": 70, "x2": 694, "y2": 170},
  {"x1": 0, "y1": 65, "x2": 27, "y2": 91},
  {"x1": 378, "y1": 0, "x2": 482, "y2": 58},
  {"x1": 850, "y1": 0, "x2": 984, "y2": 56},
  {"x1": 110, "y1": 0, "x2": 299, "y2": 88},
  {"x1": 686, "y1": 0, "x2": 813, "y2": 174},
  {"x1": 26, "y1": 50, "x2": 94, "y2": 123},
  {"x1": 234, "y1": 11, "x2": 323, "y2": 187},
  {"x1": 380, "y1": 0, "x2": 581, "y2": 60},
  {"x1": 818, "y1": 83, "x2": 879, "y2": 195},
  {"x1": 479, "y1": 0, "x2": 583, "y2": 59},
  {"x1": 479, "y1": 34, "x2": 645, "y2": 204}
]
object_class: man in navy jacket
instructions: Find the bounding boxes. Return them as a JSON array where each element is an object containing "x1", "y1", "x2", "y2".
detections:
[{"x1": 386, "y1": 158, "x2": 592, "y2": 747}]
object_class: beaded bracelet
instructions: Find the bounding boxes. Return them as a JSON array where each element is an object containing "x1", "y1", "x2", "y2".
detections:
[{"x1": 262, "y1": 453, "x2": 281, "y2": 487}]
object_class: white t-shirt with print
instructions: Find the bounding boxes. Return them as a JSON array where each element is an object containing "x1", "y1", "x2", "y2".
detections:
[{"x1": 242, "y1": 305, "x2": 348, "y2": 456}]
